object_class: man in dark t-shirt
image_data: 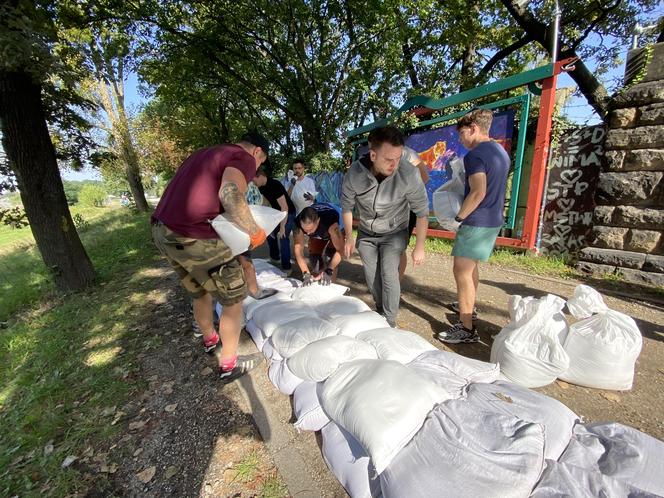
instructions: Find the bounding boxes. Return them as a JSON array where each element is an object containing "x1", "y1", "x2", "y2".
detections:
[
  {"x1": 293, "y1": 203, "x2": 345, "y2": 285},
  {"x1": 152, "y1": 132, "x2": 270, "y2": 383},
  {"x1": 436, "y1": 109, "x2": 510, "y2": 345},
  {"x1": 254, "y1": 167, "x2": 296, "y2": 272}
]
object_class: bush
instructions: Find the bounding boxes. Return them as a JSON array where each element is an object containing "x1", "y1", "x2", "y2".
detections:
[
  {"x1": 0, "y1": 206, "x2": 29, "y2": 229},
  {"x1": 78, "y1": 184, "x2": 107, "y2": 207},
  {"x1": 72, "y1": 213, "x2": 89, "y2": 230}
]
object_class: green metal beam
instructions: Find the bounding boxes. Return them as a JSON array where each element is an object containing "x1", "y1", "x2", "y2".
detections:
[
  {"x1": 505, "y1": 93, "x2": 531, "y2": 230},
  {"x1": 347, "y1": 63, "x2": 554, "y2": 138}
]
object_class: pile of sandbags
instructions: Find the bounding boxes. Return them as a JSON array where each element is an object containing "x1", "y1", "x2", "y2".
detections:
[
  {"x1": 490, "y1": 285, "x2": 642, "y2": 391},
  {"x1": 241, "y1": 266, "x2": 654, "y2": 498}
]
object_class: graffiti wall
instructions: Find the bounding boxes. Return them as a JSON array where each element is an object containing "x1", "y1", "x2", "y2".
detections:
[
  {"x1": 405, "y1": 110, "x2": 515, "y2": 210},
  {"x1": 539, "y1": 125, "x2": 605, "y2": 257}
]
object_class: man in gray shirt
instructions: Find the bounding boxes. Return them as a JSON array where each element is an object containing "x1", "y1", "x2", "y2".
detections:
[{"x1": 342, "y1": 126, "x2": 429, "y2": 327}]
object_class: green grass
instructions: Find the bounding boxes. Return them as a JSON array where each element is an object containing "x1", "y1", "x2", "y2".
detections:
[
  {"x1": 232, "y1": 452, "x2": 261, "y2": 482},
  {"x1": 260, "y1": 476, "x2": 289, "y2": 498},
  {"x1": 0, "y1": 206, "x2": 159, "y2": 497},
  {"x1": 408, "y1": 235, "x2": 578, "y2": 279}
]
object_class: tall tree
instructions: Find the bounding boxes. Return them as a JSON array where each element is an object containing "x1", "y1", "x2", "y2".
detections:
[
  {"x1": 498, "y1": 0, "x2": 661, "y2": 120},
  {"x1": 75, "y1": 28, "x2": 150, "y2": 211},
  {"x1": 0, "y1": 0, "x2": 95, "y2": 291}
]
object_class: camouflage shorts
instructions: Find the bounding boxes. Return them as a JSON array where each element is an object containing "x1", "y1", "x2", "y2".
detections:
[{"x1": 151, "y1": 222, "x2": 247, "y2": 305}]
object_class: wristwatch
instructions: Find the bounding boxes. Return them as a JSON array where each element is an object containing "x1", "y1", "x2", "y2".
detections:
[{"x1": 454, "y1": 215, "x2": 464, "y2": 223}]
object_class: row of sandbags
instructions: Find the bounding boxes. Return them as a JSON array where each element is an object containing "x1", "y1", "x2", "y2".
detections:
[
  {"x1": 241, "y1": 265, "x2": 661, "y2": 497},
  {"x1": 491, "y1": 284, "x2": 643, "y2": 390}
]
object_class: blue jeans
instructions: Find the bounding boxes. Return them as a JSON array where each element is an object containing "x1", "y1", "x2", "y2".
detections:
[
  {"x1": 356, "y1": 228, "x2": 408, "y2": 327},
  {"x1": 267, "y1": 213, "x2": 295, "y2": 270}
]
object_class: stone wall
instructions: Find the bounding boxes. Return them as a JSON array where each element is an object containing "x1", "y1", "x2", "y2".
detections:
[{"x1": 578, "y1": 45, "x2": 664, "y2": 287}]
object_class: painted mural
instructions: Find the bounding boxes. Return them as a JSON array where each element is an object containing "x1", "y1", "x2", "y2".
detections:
[{"x1": 405, "y1": 109, "x2": 515, "y2": 210}]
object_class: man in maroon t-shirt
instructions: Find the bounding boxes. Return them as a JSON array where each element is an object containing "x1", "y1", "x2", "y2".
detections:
[{"x1": 152, "y1": 132, "x2": 269, "y2": 383}]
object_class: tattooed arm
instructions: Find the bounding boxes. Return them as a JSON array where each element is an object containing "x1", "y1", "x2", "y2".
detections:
[{"x1": 219, "y1": 168, "x2": 265, "y2": 246}]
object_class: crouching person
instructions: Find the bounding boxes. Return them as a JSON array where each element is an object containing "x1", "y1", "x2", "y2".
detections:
[{"x1": 293, "y1": 203, "x2": 345, "y2": 286}]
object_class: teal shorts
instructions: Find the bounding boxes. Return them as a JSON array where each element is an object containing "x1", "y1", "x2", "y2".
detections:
[{"x1": 452, "y1": 225, "x2": 501, "y2": 262}]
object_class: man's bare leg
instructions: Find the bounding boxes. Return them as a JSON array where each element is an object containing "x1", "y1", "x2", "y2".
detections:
[
  {"x1": 217, "y1": 301, "x2": 243, "y2": 366},
  {"x1": 453, "y1": 256, "x2": 478, "y2": 330},
  {"x1": 193, "y1": 293, "x2": 217, "y2": 343}
]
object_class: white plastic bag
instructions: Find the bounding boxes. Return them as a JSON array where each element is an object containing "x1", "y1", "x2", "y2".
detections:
[
  {"x1": 251, "y1": 301, "x2": 317, "y2": 338},
  {"x1": 559, "y1": 285, "x2": 642, "y2": 390},
  {"x1": 293, "y1": 381, "x2": 330, "y2": 432},
  {"x1": 490, "y1": 294, "x2": 570, "y2": 388},
  {"x1": 268, "y1": 358, "x2": 304, "y2": 395},
  {"x1": 330, "y1": 311, "x2": 390, "y2": 338},
  {"x1": 440, "y1": 156, "x2": 466, "y2": 196},
  {"x1": 432, "y1": 190, "x2": 463, "y2": 227},
  {"x1": 287, "y1": 335, "x2": 378, "y2": 382},
  {"x1": 320, "y1": 359, "x2": 449, "y2": 474},
  {"x1": 356, "y1": 328, "x2": 437, "y2": 364},
  {"x1": 291, "y1": 283, "x2": 349, "y2": 305},
  {"x1": 210, "y1": 205, "x2": 286, "y2": 256},
  {"x1": 315, "y1": 296, "x2": 371, "y2": 320},
  {"x1": 321, "y1": 422, "x2": 381, "y2": 498},
  {"x1": 270, "y1": 316, "x2": 339, "y2": 358}
]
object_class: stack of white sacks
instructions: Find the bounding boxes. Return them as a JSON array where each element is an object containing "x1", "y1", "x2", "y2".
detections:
[
  {"x1": 490, "y1": 284, "x2": 643, "y2": 391},
  {"x1": 242, "y1": 262, "x2": 663, "y2": 498}
]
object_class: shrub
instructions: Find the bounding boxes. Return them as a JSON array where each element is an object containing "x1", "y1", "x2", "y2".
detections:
[
  {"x1": 0, "y1": 206, "x2": 29, "y2": 229},
  {"x1": 78, "y1": 184, "x2": 107, "y2": 207}
]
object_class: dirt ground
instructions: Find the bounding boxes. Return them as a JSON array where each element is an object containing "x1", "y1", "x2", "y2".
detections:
[{"x1": 100, "y1": 248, "x2": 663, "y2": 497}]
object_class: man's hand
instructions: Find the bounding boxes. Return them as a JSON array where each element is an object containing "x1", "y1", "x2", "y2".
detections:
[
  {"x1": 249, "y1": 228, "x2": 267, "y2": 249},
  {"x1": 319, "y1": 268, "x2": 333, "y2": 286},
  {"x1": 412, "y1": 246, "x2": 425, "y2": 266},
  {"x1": 278, "y1": 225, "x2": 286, "y2": 239},
  {"x1": 344, "y1": 233, "x2": 355, "y2": 258},
  {"x1": 302, "y1": 272, "x2": 314, "y2": 286}
]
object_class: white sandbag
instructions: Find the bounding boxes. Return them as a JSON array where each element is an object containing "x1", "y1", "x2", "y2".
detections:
[
  {"x1": 253, "y1": 258, "x2": 286, "y2": 276},
  {"x1": 261, "y1": 337, "x2": 283, "y2": 362},
  {"x1": 559, "y1": 285, "x2": 642, "y2": 390},
  {"x1": 330, "y1": 311, "x2": 390, "y2": 338},
  {"x1": 244, "y1": 292, "x2": 292, "y2": 321},
  {"x1": 251, "y1": 301, "x2": 317, "y2": 338},
  {"x1": 291, "y1": 282, "x2": 349, "y2": 304},
  {"x1": 465, "y1": 381, "x2": 578, "y2": 462},
  {"x1": 407, "y1": 350, "x2": 500, "y2": 399},
  {"x1": 210, "y1": 205, "x2": 287, "y2": 256},
  {"x1": 320, "y1": 359, "x2": 449, "y2": 474},
  {"x1": 288, "y1": 336, "x2": 378, "y2": 382},
  {"x1": 321, "y1": 422, "x2": 381, "y2": 498},
  {"x1": 270, "y1": 316, "x2": 339, "y2": 358},
  {"x1": 268, "y1": 358, "x2": 304, "y2": 395},
  {"x1": 380, "y1": 400, "x2": 546, "y2": 498},
  {"x1": 292, "y1": 381, "x2": 330, "y2": 432},
  {"x1": 315, "y1": 296, "x2": 371, "y2": 320},
  {"x1": 432, "y1": 190, "x2": 463, "y2": 228},
  {"x1": 245, "y1": 319, "x2": 265, "y2": 352},
  {"x1": 356, "y1": 328, "x2": 437, "y2": 365},
  {"x1": 555, "y1": 422, "x2": 664, "y2": 497},
  {"x1": 490, "y1": 294, "x2": 570, "y2": 388}
]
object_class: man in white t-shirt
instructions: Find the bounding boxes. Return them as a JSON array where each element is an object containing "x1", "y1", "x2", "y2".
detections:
[{"x1": 287, "y1": 158, "x2": 318, "y2": 213}]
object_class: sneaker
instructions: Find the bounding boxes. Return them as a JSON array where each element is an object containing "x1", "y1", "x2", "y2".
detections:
[
  {"x1": 449, "y1": 302, "x2": 478, "y2": 320},
  {"x1": 436, "y1": 322, "x2": 480, "y2": 344},
  {"x1": 219, "y1": 352, "x2": 264, "y2": 383},
  {"x1": 203, "y1": 332, "x2": 220, "y2": 354}
]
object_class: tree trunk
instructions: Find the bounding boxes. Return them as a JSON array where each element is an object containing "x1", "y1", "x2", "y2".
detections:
[
  {"x1": 0, "y1": 71, "x2": 95, "y2": 291},
  {"x1": 301, "y1": 124, "x2": 327, "y2": 155}
]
